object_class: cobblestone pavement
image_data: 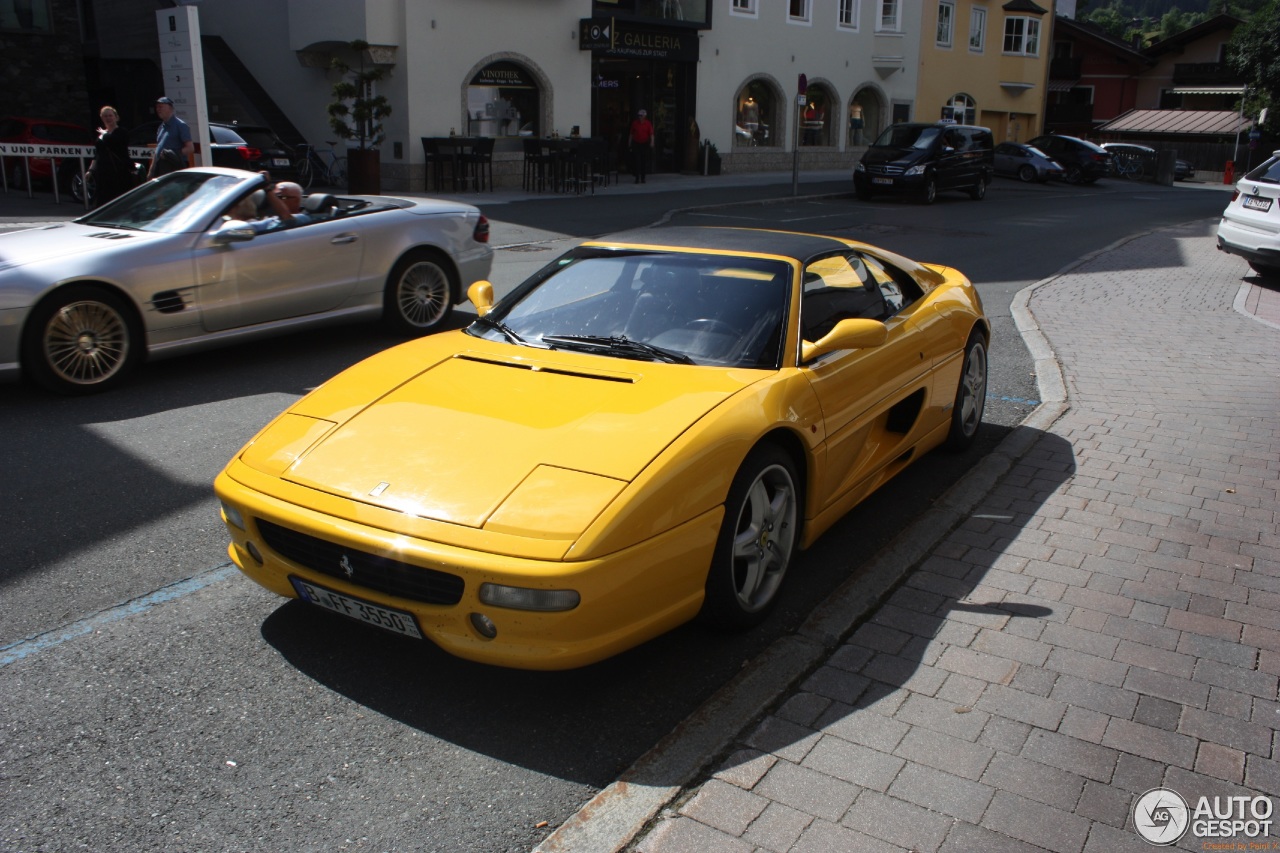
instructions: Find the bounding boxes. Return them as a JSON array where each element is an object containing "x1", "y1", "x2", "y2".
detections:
[{"x1": 629, "y1": 220, "x2": 1280, "y2": 853}]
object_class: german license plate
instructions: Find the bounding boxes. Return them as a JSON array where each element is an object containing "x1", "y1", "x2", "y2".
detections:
[
  {"x1": 290, "y1": 576, "x2": 423, "y2": 639},
  {"x1": 271, "y1": 158, "x2": 291, "y2": 167},
  {"x1": 872, "y1": 177, "x2": 894, "y2": 185},
  {"x1": 1243, "y1": 196, "x2": 1273, "y2": 212}
]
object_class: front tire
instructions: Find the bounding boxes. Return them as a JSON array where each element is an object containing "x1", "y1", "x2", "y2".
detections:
[
  {"x1": 969, "y1": 178, "x2": 987, "y2": 200},
  {"x1": 22, "y1": 285, "x2": 140, "y2": 394},
  {"x1": 946, "y1": 335, "x2": 987, "y2": 451},
  {"x1": 700, "y1": 445, "x2": 801, "y2": 629},
  {"x1": 383, "y1": 250, "x2": 456, "y2": 335},
  {"x1": 920, "y1": 174, "x2": 938, "y2": 204},
  {"x1": 295, "y1": 158, "x2": 315, "y2": 191}
]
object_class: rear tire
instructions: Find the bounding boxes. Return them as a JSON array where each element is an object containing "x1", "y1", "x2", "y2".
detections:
[
  {"x1": 1249, "y1": 262, "x2": 1280, "y2": 281},
  {"x1": 1065, "y1": 165, "x2": 1084, "y2": 185},
  {"x1": 22, "y1": 285, "x2": 140, "y2": 395},
  {"x1": 946, "y1": 335, "x2": 987, "y2": 451},
  {"x1": 1017, "y1": 164, "x2": 1036, "y2": 183},
  {"x1": 383, "y1": 249, "x2": 456, "y2": 335},
  {"x1": 329, "y1": 157, "x2": 348, "y2": 187},
  {"x1": 969, "y1": 179, "x2": 986, "y2": 201},
  {"x1": 700, "y1": 444, "x2": 801, "y2": 629}
]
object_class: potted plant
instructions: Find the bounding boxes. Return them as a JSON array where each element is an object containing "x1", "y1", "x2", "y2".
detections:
[{"x1": 328, "y1": 39, "x2": 392, "y2": 194}]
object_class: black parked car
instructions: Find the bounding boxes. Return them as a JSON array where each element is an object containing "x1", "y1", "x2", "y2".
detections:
[
  {"x1": 1026, "y1": 135, "x2": 1111, "y2": 185},
  {"x1": 127, "y1": 121, "x2": 298, "y2": 181}
]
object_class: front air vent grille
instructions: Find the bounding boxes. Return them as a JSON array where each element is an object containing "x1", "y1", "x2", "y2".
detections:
[{"x1": 255, "y1": 518, "x2": 464, "y2": 606}]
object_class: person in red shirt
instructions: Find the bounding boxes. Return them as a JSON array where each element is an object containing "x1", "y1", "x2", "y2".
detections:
[{"x1": 628, "y1": 109, "x2": 654, "y2": 183}]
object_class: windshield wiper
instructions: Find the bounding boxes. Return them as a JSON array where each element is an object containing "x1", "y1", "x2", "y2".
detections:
[
  {"x1": 540, "y1": 334, "x2": 695, "y2": 365},
  {"x1": 470, "y1": 315, "x2": 528, "y2": 345}
]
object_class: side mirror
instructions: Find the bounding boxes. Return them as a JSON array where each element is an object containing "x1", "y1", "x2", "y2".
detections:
[
  {"x1": 467, "y1": 280, "x2": 495, "y2": 317},
  {"x1": 801, "y1": 318, "x2": 888, "y2": 363},
  {"x1": 212, "y1": 220, "x2": 255, "y2": 244}
]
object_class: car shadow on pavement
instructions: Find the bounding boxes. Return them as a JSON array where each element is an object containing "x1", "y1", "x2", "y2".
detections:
[
  {"x1": 256, "y1": 425, "x2": 1069, "y2": 792},
  {"x1": 661, "y1": 428, "x2": 1076, "y2": 794}
]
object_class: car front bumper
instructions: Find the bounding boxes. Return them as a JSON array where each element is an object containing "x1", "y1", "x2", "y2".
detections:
[{"x1": 215, "y1": 467, "x2": 720, "y2": 670}]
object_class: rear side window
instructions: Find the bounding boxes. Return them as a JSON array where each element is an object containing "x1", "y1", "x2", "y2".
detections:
[
  {"x1": 1245, "y1": 155, "x2": 1280, "y2": 183},
  {"x1": 211, "y1": 126, "x2": 247, "y2": 145}
]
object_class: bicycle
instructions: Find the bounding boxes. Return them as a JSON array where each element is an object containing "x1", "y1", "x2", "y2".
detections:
[
  {"x1": 1111, "y1": 153, "x2": 1145, "y2": 181},
  {"x1": 294, "y1": 141, "x2": 347, "y2": 190}
]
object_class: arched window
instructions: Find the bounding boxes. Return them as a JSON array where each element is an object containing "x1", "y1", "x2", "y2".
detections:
[
  {"x1": 467, "y1": 61, "x2": 542, "y2": 148},
  {"x1": 734, "y1": 79, "x2": 782, "y2": 148},
  {"x1": 942, "y1": 93, "x2": 976, "y2": 124},
  {"x1": 800, "y1": 83, "x2": 836, "y2": 146}
]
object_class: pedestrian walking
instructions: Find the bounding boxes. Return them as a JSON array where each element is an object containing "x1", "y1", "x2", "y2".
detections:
[
  {"x1": 148, "y1": 96, "x2": 193, "y2": 178},
  {"x1": 86, "y1": 105, "x2": 133, "y2": 205},
  {"x1": 628, "y1": 108, "x2": 654, "y2": 183}
]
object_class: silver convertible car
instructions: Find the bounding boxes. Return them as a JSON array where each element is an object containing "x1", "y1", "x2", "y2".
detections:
[{"x1": 0, "y1": 168, "x2": 493, "y2": 394}]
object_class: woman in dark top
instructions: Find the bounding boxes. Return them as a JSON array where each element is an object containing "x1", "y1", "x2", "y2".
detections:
[{"x1": 88, "y1": 105, "x2": 133, "y2": 206}]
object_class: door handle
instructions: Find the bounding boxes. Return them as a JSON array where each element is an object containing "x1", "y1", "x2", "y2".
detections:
[{"x1": 331, "y1": 234, "x2": 358, "y2": 244}]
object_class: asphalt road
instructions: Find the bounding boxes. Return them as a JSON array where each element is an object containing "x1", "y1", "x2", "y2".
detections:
[{"x1": 0, "y1": 178, "x2": 1233, "y2": 853}]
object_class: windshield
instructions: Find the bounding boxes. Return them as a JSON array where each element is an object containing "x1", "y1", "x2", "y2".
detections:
[
  {"x1": 873, "y1": 125, "x2": 941, "y2": 150},
  {"x1": 469, "y1": 249, "x2": 792, "y2": 369},
  {"x1": 76, "y1": 172, "x2": 245, "y2": 233}
]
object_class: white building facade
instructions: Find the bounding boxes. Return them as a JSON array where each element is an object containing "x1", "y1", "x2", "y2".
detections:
[{"x1": 193, "y1": 0, "x2": 926, "y2": 190}]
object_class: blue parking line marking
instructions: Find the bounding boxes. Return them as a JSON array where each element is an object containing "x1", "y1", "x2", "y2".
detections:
[{"x1": 0, "y1": 565, "x2": 238, "y2": 668}]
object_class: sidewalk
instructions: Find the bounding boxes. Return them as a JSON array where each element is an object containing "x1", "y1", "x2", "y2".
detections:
[{"x1": 546, "y1": 221, "x2": 1277, "y2": 853}]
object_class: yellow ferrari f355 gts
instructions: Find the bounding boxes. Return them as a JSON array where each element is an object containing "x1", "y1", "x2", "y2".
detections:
[{"x1": 215, "y1": 227, "x2": 989, "y2": 669}]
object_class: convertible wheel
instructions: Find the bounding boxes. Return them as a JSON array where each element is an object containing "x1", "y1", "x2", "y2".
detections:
[
  {"x1": 23, "y1": 285, "x2": 139, "y2": 395},
  {"x1": 1018, "y1": 164, "x2": 1037, "y2": 183},
  {"x1": 700, "y1": 444, "x2": 801, "y2": 630},
  {"x1": 946, "y1": 334, "x2": 988, "y2": 451},
  {"x1": 383, "y1": 250, "x2": 456, "y2": 335}
]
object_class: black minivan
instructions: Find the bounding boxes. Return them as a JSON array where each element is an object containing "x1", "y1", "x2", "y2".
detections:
[{"x1": 854, "y1": 122, "x2": 995, "y2": 203}]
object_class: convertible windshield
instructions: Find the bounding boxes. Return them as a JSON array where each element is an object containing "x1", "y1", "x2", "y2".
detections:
[
  {"x1": 873, "y1": 125, "x2": 941, "y2": 150},
  {"x1": 469, "y1": 250, "x2": 791, "y2": 368},
  {"x1": 77, "y1": 172, "x2": 245, "y2": 233}
]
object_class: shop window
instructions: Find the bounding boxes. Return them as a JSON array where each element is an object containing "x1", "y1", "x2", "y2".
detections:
[
  {"x1": 734, "y1": 80, "x2": 781, "y2": 148},
  {"x1": 801, "y1": 85, "x2": 835, "y2": 147},
  {"x1": 467, "y1": 61, "x2": 542, "y2": 148},
  {"x1": 941, "y1": 93, "x2": 976, "y2": 124},
  {"x1": 1, "y1": 0, "x2": 51, "y2": 31}
]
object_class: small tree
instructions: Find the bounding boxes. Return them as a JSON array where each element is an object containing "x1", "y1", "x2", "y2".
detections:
[
  {"x1": 328, "y1": 40, "x2": 392, "y2": 150},
  {"x1": 1228, "y1": 0, "x2": 1280, "y2": 129}
]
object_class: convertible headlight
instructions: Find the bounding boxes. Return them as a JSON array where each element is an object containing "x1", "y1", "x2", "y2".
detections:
[
  {"x1": 905, "y1": 165, "x2": 926, "y2": 176},
  {"x1": 479, "y1": 583, "x2": 580, "y2": 612},
  {"x1": 221, "y1": 501, "x2": 246, "y2": 531}
]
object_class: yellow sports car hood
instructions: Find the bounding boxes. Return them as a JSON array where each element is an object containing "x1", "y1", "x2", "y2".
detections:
[{"x1": 279, "y1": 349, "x2": 763, "y2": 530}]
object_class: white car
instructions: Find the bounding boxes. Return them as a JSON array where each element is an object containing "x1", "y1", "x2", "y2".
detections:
[
  {"x1": 0, "y1": 168, "x2": 493, "y2": 394},
  {"x1": 1217, "y1": 149, "x2": 1280, "y2": 281}
]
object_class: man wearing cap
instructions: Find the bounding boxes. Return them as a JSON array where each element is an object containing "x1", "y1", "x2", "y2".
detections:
[
  {"x1": 149, "y1": 96, "x2": 194, "y2": 178},
  {"x1": 628, "y1": 108, "x2": 655, "y2": 184}
]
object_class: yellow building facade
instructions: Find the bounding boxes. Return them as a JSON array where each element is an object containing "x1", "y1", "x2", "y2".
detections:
[{"x1": 915, "y1": 0, "x2": 1054, "y2": 142}]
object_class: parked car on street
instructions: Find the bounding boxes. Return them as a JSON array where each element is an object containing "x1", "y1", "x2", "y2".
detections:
[
  {"x1": 1099, "y1": 142, "x2": 1195, "y2": 181},
  {"x1": 993, "y1": 142, "x2": 1064, "y2": 183},
  {"x1": 1217, "y1": 148, "x2": 1280, "y2": 280},
  {"x1": 0, "y1": 167, "x2": 492, "y2": 394},
  {"x1": 128, "y1": 121, "x2": 300, "y2": 181},
  {"x1": 216, "y1": 226, "x2": 990, "y2": 669},
  {"x1": 854, "y1": 122, "x2": 994, "y2": 203},
  {"x1": 1026, "y1": 134, "x2": 1111, "y2": 184},
  {"x1": 0, "y1": 115, "x2": 96, "y2": 190}
]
